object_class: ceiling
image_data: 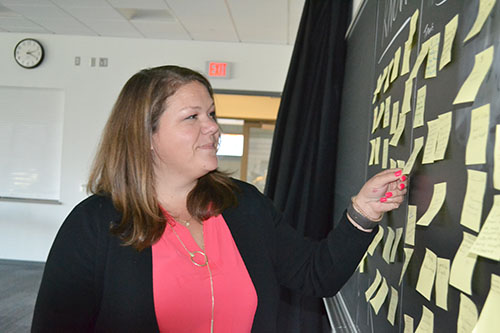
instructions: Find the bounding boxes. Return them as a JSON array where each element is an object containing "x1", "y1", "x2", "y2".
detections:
[{"x1": 0, "y1": 0, "x2": 305, "y2": 45}]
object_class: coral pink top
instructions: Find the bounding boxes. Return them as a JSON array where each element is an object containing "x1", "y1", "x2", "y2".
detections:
[{"x1": 152, "y1": 213, "x2": 258, "y2": 332}]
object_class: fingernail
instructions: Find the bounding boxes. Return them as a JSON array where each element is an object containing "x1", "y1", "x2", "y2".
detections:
[
  {"x1": 401, "y1": 175, "x2": 407, "y2": 181},
  {"x1": 385, "y1": 192, "x2": 393, "y2": 198},
  {"x1": 399, "y1": 183, "x2": 405, "y2": 190},
  {"x1": 380, "y1": 197, "x2": 387, "y2": 203},
  {"x1": 395, "y1": 170, "x2": 402, "y2": 177}
]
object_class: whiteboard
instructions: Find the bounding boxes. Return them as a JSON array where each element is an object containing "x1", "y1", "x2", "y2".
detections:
[{"x1": 0, "y1": 86, "x2": 64, "y2": 201}]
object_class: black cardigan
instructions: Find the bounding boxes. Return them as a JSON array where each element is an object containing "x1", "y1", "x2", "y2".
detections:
[{"x1": 32, "y1": 179, "x2": 375, "y2": 332}]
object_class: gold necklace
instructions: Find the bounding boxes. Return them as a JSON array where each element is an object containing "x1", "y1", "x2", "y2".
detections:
[{"x1": 169, "y1": 223, "x2": 214, "y2": 333}]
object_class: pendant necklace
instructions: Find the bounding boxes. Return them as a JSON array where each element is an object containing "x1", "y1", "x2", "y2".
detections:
[{"x1": 169, "y1": 223, "x2": 214, "y2": 333}]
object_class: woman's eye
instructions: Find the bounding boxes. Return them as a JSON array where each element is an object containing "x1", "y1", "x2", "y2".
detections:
[
  {"x1": 186, "y1": 114, "x2": 197, "y2": 120},
  {"x1": 209, "y1": 111, "x2": 216, "y2": 119}
]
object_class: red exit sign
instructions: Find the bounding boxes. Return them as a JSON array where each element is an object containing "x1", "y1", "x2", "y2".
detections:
[{"x1": 207, "y1": 61, "x2": 231, "y2": 78}]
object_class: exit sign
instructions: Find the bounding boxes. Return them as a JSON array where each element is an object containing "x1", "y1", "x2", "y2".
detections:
[{"x1": 207, "y1": 61, "x2": 231, "y2": 79}]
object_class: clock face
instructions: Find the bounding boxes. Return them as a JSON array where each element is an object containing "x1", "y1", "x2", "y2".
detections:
[{"x1": 14, "y1": 39, "x2": 44, "y2": 69}]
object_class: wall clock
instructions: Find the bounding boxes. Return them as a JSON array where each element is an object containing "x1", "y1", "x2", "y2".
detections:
[{"x1": 14, "y1": 38, "x2": 44, "y2": 69}]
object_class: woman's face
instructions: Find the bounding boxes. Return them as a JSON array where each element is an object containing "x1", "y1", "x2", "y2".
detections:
[{"x1": 152, "y1": 81, "x2": 220, "y2": 182}]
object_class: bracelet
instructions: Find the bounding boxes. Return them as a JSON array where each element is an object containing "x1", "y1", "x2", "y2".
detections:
[{"x1": 347, "y1": 197, "x2": 382, "y2": 230}]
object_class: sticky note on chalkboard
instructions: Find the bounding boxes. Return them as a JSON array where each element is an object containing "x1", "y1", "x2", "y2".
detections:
[
  {"x1": 365, "y1": 269, "x2": 382, "y2": 301},
  {"x1": 470, "y1": 195, "x2": 500, "y2": 261},
  {"x1": 387, "y1": 286, "x2": 399, "y2": 326},
  {"x1": 464, "y1": 0, "x2": 497, "y2": 43},
  {"x1": 405, "y1": 205, "x2": 417, "y2": 246},
  {"x1": 370, "y1": 277, "x2": 389, "y2": 315},
  {"x1": 435, "y1": 258, "x2": 450, "y2": 311},
  {"x1": 416, "y1": 248, "x2": 437, "y2": 301},
  {"x1": 368, "y1": 226, "x2": 384, "y2": 255},
  {"x1": 473, "y1": 273, "x2": 500, "y2": 332},
  {"x1": 466, "y1": 104, "x2": 490, "y2": 165},
  {"x1": 453, "y1": 46, "x2": 494, "y2": 104},
  {"x1": 382, "y1": 226, "x2": 395, "y2": 264},
  {"x1": 415, "y1": 305, "x2": 434, "y2": 333},
  {"x1": 457, "y1": 293, "x2": 478, "y2": 333},
  {"x1": 399, "y1": 248, "x2": 414, "y2": 286},
  {"x1": 440, "y1": 15, "x2": 459, "y2": 70},
  {"x1": 416, "y1": 182, "x2": 447, "y2": 227},
  {"x1": 402, "y1": 136, "x2": 424, "y2": 175},
  {"x1": 449, "y1": 232, "x2": 478, "y2": 295},
  {"x1": 460, "y1": 169, "x2": 487, "y2": 232},
  {"x1": 413, "y1": 85, "x2": 427, "y2": 128},
  {"x1": 404, "y1": 314, "x2": 414, "y2": 333}
]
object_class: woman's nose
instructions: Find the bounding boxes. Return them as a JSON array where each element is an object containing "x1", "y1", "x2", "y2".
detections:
[{"x1": 202, "y1": 117, "x2": 219, "y2": 134}]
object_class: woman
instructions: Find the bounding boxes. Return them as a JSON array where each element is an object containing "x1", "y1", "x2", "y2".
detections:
[{"x1": 32, "y1": 65, "x2": 407, "y2": 332}]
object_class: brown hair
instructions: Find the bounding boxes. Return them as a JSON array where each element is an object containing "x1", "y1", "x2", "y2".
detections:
[{"x1": 88, "y1": 65, "x2": 238, "y2": 250}]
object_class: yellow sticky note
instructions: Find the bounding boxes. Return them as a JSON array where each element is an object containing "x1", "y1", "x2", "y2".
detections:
[
  {"x1": 383, "y1": 96, "x2": 391, "y2": 128},
  {"x1": 390, "y1": 101, "x2": 400, "y2": 135},
  {"x1": 460, "y1": 169, "x2": 487, "y2": 232},
  {"x1": 374, "y1": 137, "x2": 381, "y2": 165},
  {"x1": 454, "y1": 46, "x2": 494, "y2": 104},
  {"x1": 434, "y1": 111, "x2": 453, "y2": 160},
  {"x1": 383, "y1": 226, "x2": 396, "y2": 264},
  {"x1": 449, "y1": 232, "x2": 478, "y2": 295},
  {"x1": 390, "y1": 158, "x2": 397, "y2": 169},
  {"x1": 373, "y1": 73, "x2": 383, "y2": 104},
  {"x1": 397, "y1": 160, "x2": 406, "y2": 169},
  {"x1": 413, "y1": 85, "x2": 427, "y2": 128},
  {"x1": 358, "y1": 253, "x2": 367, "y2": 273},
  {"x1": 470, "y1": 195, "x2": 500, "y2": 261},
  {"x1": 464, "y1": 0, "x2": 497, "y2": 43},
  {"x1": 440, "y1": 14, "x2": 459, "y2": 70},
  {"x1": 390, "y1": 228, "x2": 404, "y2": 263},
  {"x1": 495, "y1": 126, "x2": 500, "y2": 189},
  {"x1": 435, "y1": 258, "x2": 450, "y2": 311},
  {"x1": 387, "y1": 286, "x2": 399, "y2": 326},
  {"x1": 390, "y1": 113, "x2": 407, "y2": 147},
  {"x1": 425, "y1": 32, "x2": 441, "y2": 79},
  {"x1": 457, "y1": 293, "x2": 478, "y2": 333},
  {"x1": 399, "y1": 247, "x2": 414, "y2": 286},
  {"x1": 370, "y1": 277, "x2": 389, "y2": 315},
  {"x1": 416, "y1": 182, "x2": 447, "y2": 226},
  {"x1": 466, "y1": 104, "x2": 490, "y2": 165},
  {"x1": 402, "y1": 136, "x2": 424, "y2": 175},
  {"x1": 405, "y1": 205, "x2": 417, "y2": 246},
  {"x1": 409, "y1": 42, "x2": 429, "y2": 80},
  {"x1": 382, "y1": 138, "x2": 389, "y2": 169},
  {"x1": 401, "y1": 9, "x2": 420, "y2": 76},
  {"x1": 404, "y1": 314, "x2": 414, "y2": 333},
  {"x1": 391, "y1": 47, "x2": 401, "y2": 82},
  {"x1": 415, "y1": 305, "x2": 434, "y2": 333},
  {"x1": 473, "y1": 273, "x2": 500, "y2": 332},
  {"x1": 402, "y1": 79, "x2": 414, "y2": 114},
  {"x1": 368, "y1": 227, "x2": 385, "y2": 256},
  {"x1": 384, "y1": 60, "x2": 394, "y2": 93},
  {"x1": 365, "y1": 269, "x2": 382, "y2": 301},
  {"x1": 372, "y1": 106, "x2": 379, "y2": 133},
  {"x1": 416, "y1": 248, "x2": 437, "y2": 301},
  {"x1": 369, "y1": 139, "x2": 376, "y2": 166},
  {"x1": 422, "y1": 118, "x2": 440, "y2": 164}
]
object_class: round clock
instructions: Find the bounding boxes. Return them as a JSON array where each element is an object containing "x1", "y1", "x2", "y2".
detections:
[{"x1": 14, "y1": 38, "x2": 44, "y2": 69}]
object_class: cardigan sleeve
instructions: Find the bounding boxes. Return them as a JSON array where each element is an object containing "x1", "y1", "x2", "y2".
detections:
[
  {"x1": 31, "y1": 195, "x2": 112, "y2": 332},
  {"x1": 235, "y1": 180, "x2": 376, "y2": 298}
]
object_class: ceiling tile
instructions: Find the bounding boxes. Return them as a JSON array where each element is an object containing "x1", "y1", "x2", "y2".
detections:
[
  {"x1": 35, "y1": 18, "x2": 97, "y2": 35},
  {"x1": 0, "y1": 16, "x2": 46, "y2": 31},
  {"x1": 62, "y1": 6, "x2": 124, "y2": 21},
  {"x1": 131, "y1": 20, "x2": 191, "y2": 39},
  {"x1": 51, "y1": 0, "x2": 111, "y2": 8},
  {"x1": 0, "y1": 0, "x2": 52, "y2": 5},
  {"x1": 81, "y1": 19, "x2": 143, "y2": 38},
  {"x1": 227, "y1": 0, "x2": 287, "y2": 44},
  {"x1": 2, "y1": 4, "x2": 68, "y2": 19},
  {"x1": 166, "y1": 0, "x2": 238, "y2": 42}
]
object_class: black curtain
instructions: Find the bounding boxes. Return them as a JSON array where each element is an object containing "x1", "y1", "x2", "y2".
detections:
[{"x1": 265, "y1": 0, "x2": 350, "y2": 331}]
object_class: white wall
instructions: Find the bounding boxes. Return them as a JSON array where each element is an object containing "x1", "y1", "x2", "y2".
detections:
[{"x1": 0, "y1": 32, "x2": 293, "y2": 262}]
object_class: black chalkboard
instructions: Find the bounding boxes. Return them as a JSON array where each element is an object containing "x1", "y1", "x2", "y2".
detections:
[{"x1": 331, "y1": 0, "x2": 500, "y2": 332}]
